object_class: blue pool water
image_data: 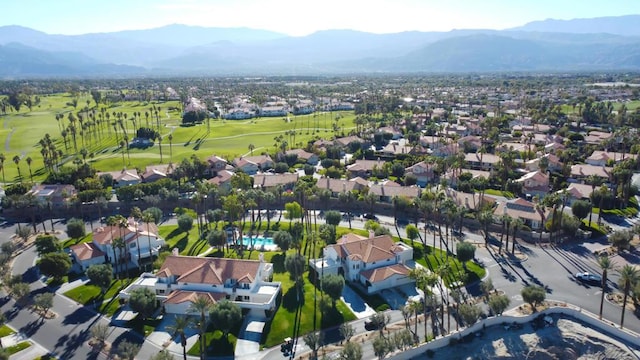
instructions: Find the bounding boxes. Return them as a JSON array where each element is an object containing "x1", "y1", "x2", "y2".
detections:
[{"x1": 242, "y1": 236, "x2": 275, "y2": 247}]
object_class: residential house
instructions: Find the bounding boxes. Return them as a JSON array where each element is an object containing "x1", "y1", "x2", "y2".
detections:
[
  {"x1": 334, "y1": 136, "x2": 366, "y2": 149},
  {"x1": 444, "y1": 169, "x2": 490, "y2": 187},
  {"x1": 516, "y1": 171, "x2": 550, "y2": 198},
  {"x1": 570, "y1": 164, "x2": 612, "y2": 183},
  {"x1": 205, "y1": 155, "x2": 229, "y2": 176},
  {"x1": 28, "y1": 184, "x2": 76, "y2": 209},
  {"x1": 284, "y1": 149, "x2": 319, "y2": 165},
  {"x1": 381, "y1": 141, "x2": 413, "y2": 156},
  {"x1": 405, "y1": 161, "x2": 436, "y2": 187},
  {"x1": 254, "y1": 173, "x2": 299, "y2": 191},
  {"x1": 563, "y1": 183, "x2": 595, "y2": 206},
  {"x1": 494, "y1": 198, "x2": 548, "y2": 231},
  {"x1": 259, "y1": 105, "x2": 288, "y2": 117},
  {"x1": 368, "y1": 181, "x2": 421, "y2": 203},
  {"x1": 431, "y1": 143, "x2": 460, "y2": 158},
  {"x1": 120, "y1": 254, "x2": 281, "y2": 316},
  {"x1": 584, "y1": 131, "x2": 613, "y2": 145},
  {"x1": 464, "y1": 152, "x2": 500, "y2": 171},
  {"x1": 315, "y1": 177, "x2": 367, "y2": 197},
  {"x1": 141, "y1": 164, "x2": 173, "y2": 183},
  {"x1": 98, "y1": 169, "x2": 141, "y2": 188},
  {"x1": 346, "y1": 159, "x2": 386, "y2": 179},
  {"x1": 586, "y1": 151, "x2": 637, "y2": 166},
  {"x1": 308, "y1": 233, "x2": 414, "y2": 294},
  {"x1": 207, "y1": 170, "x2": 234, "y2": 192},
  {"x1": 233, "y1": 155, "x2": 274, "y2": 175},
  {"x1": 70, "y1": 220, "x2": 164, "y2": 271},
  {"x1": 457, "y1": 136, "x2": 482, "y2": 152},
  {"x1": 524, "y1": 154, "x2": 563, "y2": 173},
  {"x1": 444, "y1": 188, "x2": 496, "y2": 211},
  {"x1": 377, "y1": 127, "x2": 403, "y2": 140},
  {"x1": 223, "y1": 109, "x2": 254, "y2": 120}
]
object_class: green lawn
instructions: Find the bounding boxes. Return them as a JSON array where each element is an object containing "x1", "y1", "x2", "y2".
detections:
[
  {"x1": 482, "y1": 189, "x2": 515, "y2": 199},
  {"x1": 7, "y1": 341, "x2": 31, "y2": 355},
  {"x1": 158, "y1": 225, "x2": 209, "y2": 256},
  {"x1": 412, "y1": 241, "x2": 486, "y2": 287},
  {"x1": 0, "y1": 92, "x2": 355, "y2": 183},
  {"x1": 63, "y1": 278, "x2": 132, "y2": 305},
  {"x1": 61, "y1": 233, "x2": 93, "y2": 249},
  {"x1": 188, "y1": 330, "x2": 238, "y2": 357},
  {"x1": 127, "y1": 315, "x2": 162, "y2": 337},
  {"x1": 0, "y1": 325, "x2": 15, "y2": 337}
]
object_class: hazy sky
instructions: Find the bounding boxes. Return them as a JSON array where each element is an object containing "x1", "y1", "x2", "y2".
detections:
[{"x1": 4, "y1": 0, "x2": 640, "y2": 36}]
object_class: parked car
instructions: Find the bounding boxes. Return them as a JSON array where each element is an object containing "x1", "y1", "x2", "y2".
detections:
[
  {"x1": 396, "y1": 218, "x2": 409, "y2": 227},
  {"x1": 575, "y1": 272, "x2": 602, "y2": 286}
]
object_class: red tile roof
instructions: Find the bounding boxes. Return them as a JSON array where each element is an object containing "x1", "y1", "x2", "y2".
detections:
[
  {"x1": 70, "y1": 242, "x2": 105, "y2": 261},
  {"x1": 158, "y1": 255, "x2": 261, "y2": 286}
]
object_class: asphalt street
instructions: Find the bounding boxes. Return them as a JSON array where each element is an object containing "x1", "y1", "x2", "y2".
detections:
[{"x1": 1, "y1": 209, "x2": 639, "y2": 359}]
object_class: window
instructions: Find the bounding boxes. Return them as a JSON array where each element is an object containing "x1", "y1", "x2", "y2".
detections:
[
  {"x1": 244, "y1": 296, "x2": 250, "y2": 300},
  {"x1": 129, "y1": 242, "x2": 136, "y2": 248},
  {"x1": 157, "y1": 289, "x2": 165, "y2": 294}
]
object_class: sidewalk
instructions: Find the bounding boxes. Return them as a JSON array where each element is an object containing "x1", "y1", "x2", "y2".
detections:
[{"x1": 2, "y1": 332, "x2": 49, "y2": 360}]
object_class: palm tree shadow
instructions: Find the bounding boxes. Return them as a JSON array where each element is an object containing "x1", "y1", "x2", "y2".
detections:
[{"x1": 281, "y1": 286, "x2": 304, "y2": 312}]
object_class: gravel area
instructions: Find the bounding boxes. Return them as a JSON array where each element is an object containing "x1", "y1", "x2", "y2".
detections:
[{"x1": 422, "y1": 316, "x2": 640, "y2": 360}]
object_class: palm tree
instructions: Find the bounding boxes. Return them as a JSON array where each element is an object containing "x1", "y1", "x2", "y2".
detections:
[
  {"x1": 158, "y1": 135, "x2": 163, "y2": 163},
  {"x1": 409, "y1": 267, "x2": 438, "y2": 339},
  {"x1": 188, "y1": 295, "x2": 213, "y2": 360},
  {"x1": 598, "y1": 255, "x2": 613, "y2": 320},
  {"x1": 617, "y1": 265, "x2": 639, "y2": 328},
  {"x1": 119, "y1": 140, "x2": 126, "y2": 168},
  {"x1": 0, "y1": 153, "x2": 5, "y2": 184},
  {"x1": 142, "y1": 212, "x2": 155, "y2": 271},
  {"x1": 168, "y1": 134, "x2": 173, "y2": 164},
  {"x1": 25, "y1": 157, "x2": 33, "y2": 182},
  {"x1": 12, "y1": 155, "x2": 21, "y2": 182},
  {"x1": 248, "y1": 143, "x2": 255, "y2": 155},
  {"x1": 166, "y1": 315, "x2": 192, "y2": 360},
  {"x1": 511, "y1": 218, "x2": 524, "y2": 254}
]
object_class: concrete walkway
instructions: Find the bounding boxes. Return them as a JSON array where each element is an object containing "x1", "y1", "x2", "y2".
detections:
[{"x1": 2, "y1": 332, "x2": 49, "y2": 360}]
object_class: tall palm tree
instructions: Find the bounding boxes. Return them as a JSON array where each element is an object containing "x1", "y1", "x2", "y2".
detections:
[
  {"x1": 166, "y1": 315, "x2": 192, "y2": 360},
  {"x1": 0, "y1": 153, "x2": 5, "y2": 184},
  {"x1": 409, "y1": 267, "x2": 438, "y2": 339},
  {"x1": 12, "y1": 155, "x2": 21, "y2": 182},
  {"x1": 188, "y1": 295, "x2": 213, "y2": 360},
  {"x1": 598, "y1": 255, "x2": 613, "y2": 320},
  {"x1": 25, "y1": 157, "x2": 33, "y2": 182},
  {"x1": 617, "y1": 265, "x2": 639, "y2": 328},
  {"x1": 168, "y1": 134, "x2": 173, "y2": 164},
  {"x1": 158, "y1": 135, "x2": 163, "y2": 163},
  {"x1": 142, "y1": 211, "x2": 155, "y2": 271}
]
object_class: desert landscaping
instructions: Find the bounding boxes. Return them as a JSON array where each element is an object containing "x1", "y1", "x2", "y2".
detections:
[{"x1": 423, "y1": 315, "x2": 640, "y2": 360}]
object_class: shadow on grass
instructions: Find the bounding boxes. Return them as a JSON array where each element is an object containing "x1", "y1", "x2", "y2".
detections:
[
  {"x1": 321, "y1": 305, "x2": 347, "y2": 329},
  {"x1": 173, "y1": 234, "x2": 189, "y2": 253},
  {"x1": 271, "y1": 253, "x2": 286, "y2": 273},
  {"x1": 127, "y1": 315, "x2": 162, "y2": 337},
  {"x1": 205, "y1": 249, "x2": 225, "y2": 258},
  {"x1": 281, "y1": 286, "x2": 304, "y2": 312}
]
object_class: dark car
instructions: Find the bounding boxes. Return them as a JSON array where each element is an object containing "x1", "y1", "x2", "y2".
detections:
[
  {"x1": 364, "y1": 320, "x2": 380, "y2": 331},
  {"x1": 363, "y1": 213, "x2": 379, "y2": 221},
  {"x1": 575, "y1": 272, "x2": 602, "y2": 286},
  {"x1": 396, "y1": 218, "x2": 409, "y2": 227}
]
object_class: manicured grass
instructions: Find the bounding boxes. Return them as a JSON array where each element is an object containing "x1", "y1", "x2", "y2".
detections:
[
  {"x1": 127, "y1": 315, "x2": 162, "y2": 337},
  {"x1": 0, "y1": 92, "x2": 355, "y2": 183},
  {"x1": 188, "y1": 330, "x2": 238, "y2": 357},
  {"x1": 412, "y1": 241, "x2": 486, "y2": 287},
  {"x1": 63, "y1": 278, "x2": 132, "y2": 305},
  {"x1": 0, "y1": 325, "x2": 15, "y2": 337},
  {"x1": 61, "y1": 233, "x2": 93, "y2": 249},
  {"x1": 7, "y1": 341, "x2": 31, "y2": 355},
  {"x1": 158, "y1": 225, "x2": 209, "y2": 256},
  {"x1": 482, "y1": 189, "x2": 515, "y2": 199},
  {"x1": 99, "y1": 297, "x2": 122, "y2": 316},
  {"x1": 262, "y1": 259, "x2": 356, "y2": 348}
]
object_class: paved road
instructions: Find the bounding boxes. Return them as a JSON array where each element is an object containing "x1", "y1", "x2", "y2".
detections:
[{"x1": 3, "y1": 209, "x2": 640, "y2": 360}]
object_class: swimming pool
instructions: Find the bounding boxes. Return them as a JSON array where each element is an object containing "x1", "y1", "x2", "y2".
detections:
[{"x1": 235, "y1": 236, "x2": 277, "y2": 250}]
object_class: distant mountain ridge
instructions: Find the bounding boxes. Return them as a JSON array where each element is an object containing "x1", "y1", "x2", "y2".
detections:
[{"x1": 1, "y1": 14, "x2": 639, "y2": 77}]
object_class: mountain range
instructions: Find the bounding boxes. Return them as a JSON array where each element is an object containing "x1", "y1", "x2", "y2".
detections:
[{"x1": 1, "y1": 15, "x2": 639, "y2": 78}]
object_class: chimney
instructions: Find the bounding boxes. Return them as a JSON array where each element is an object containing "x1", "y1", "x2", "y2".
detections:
[
  {"x1": 172, "y1": 248, "x2": 179, "y2": 256},
  {"x1": 369, "y1": 230, "x2": 375, "y2": 239}
]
